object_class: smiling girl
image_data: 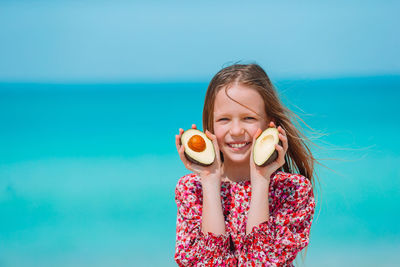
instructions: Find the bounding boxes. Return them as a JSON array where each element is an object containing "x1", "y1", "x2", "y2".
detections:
[{"x1": 174, "y1": 63, "x2": 316, "y2": 266}]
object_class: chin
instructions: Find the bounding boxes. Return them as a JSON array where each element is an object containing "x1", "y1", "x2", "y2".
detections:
[{"x1": 224, "y1": 154, "x2": 250, "y2": 164}]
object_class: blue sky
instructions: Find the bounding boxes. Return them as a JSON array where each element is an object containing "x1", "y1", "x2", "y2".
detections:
[{"x1": 0, "y1": 0, "x2": 399, "y2": 82}]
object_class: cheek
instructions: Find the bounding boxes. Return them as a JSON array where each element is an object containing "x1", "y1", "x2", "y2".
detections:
[
  {"x1": 248, "y1": 123, "x2": 267, "y2": 139},
  {"x1": 249, "y1": 124, "x2": 262, "y2": 135},
  {"x1": 213, "y1": 126, "x2": 227, "y2": 145}
]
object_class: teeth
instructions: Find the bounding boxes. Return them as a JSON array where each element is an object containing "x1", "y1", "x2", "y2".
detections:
[{"x1": 229, "y1": 142, "x2": 248, "y2": 148}]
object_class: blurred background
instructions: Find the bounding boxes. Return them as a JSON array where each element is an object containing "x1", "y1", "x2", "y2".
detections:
[{"x1": 0, "y1": 1, "x2": 399, "y2": 266}]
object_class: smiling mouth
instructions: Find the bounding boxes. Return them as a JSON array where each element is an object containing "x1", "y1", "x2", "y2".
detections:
[{"x1": 227, "y1": 142, "x2": 250, "y2": 149}]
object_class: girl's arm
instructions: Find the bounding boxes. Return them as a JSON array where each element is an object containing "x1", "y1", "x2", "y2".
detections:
[
  {"x1": 241, "y1": 173, "x2": 316, "y2": 265},
  {"x1": 175, "y1": 127, "x2": 237, "y2": 265},
  {"x1": 175, "y1": 126, "x2": 227, "y2": 236},
  {"x1": 201, "y1": 176, "x2": 226, "y2": 235},
  {"x1": 246, "y1": 123, "x2": 286, "y2": 234},
  {"x1": 174, "y1": 174, "x2": 236, "y2": 266},
  {"x1": 246, "y1": 180, "x2": 270, "y2": 235}
]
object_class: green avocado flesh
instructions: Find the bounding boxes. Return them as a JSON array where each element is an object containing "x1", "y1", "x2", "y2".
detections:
[
  {"x1": 181, "y1": 129, "x2": 215, "y2": 166},
  {"x1": 253, "y1": 127, "x2": 281, "y2": 166}
]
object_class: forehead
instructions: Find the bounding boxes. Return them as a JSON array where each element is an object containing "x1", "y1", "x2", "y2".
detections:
[{"x1": 213, "y1": 84, "x2": 266, "y2": 116}]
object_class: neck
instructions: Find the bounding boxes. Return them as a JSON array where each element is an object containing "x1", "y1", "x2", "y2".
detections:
[{"x1": 222, "y1": 159, "x2": 250, "y2": 183}]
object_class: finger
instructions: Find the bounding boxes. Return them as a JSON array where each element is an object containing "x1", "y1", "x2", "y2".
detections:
[
  {"x1": 205, "y1": 129, "x2": 213, "y2": 141},
  {"x1": 205, "y1": 130, "x2": 220, "y2": 163},
  {"x1": 192, "y1": 124, "x2": 197, "y2": 129},
  {"x1": 177, "y1": 144, "x2": 187, "y2": 164},
  {"x1": 175, "y1": 135, "x2": 180, "y2": 151},
  {"x1": 269, "y1": 121, "x2": 276, "y2": 128},
  {"x1": 250, "y1": 136, "x2": 256, "y2": 169},
  {"x1": 205, "y1": 130, "x2": 221, "y2": 164},
  {"x1": 279, "y1": 133, "x2": 289, "y2": 152},
  {"x1": 178, "y1": 144, "x2": 194, "y2": 171},
  {"x1": 276, "y1": 126, "x2": 288, "y2": 151},
  {"x1": 175, "y1": 128, "x2": 185, "y2": 148},
  {"x1": 252, "y1": 128, "x2": 262, "y2": 148},
  {"x1": 179, "y1": 143, "x2": 185, "y2": 153},
  {"x1": 254, "y1": 128, "x2": 262, "y2": 140},
  {"x1": 175, "y1": 131, "x2": 194, "y2": 171},
  {"x1": 277, "y1": 125, "x2": 286, "y2": 136},
  {"x1": 175, "y1": 130, "x2": 183, "y2": 150},
  {"x1": 250, "y1": 129, "x2": 262, "y2": 169},
  {"x1": 275, "y1": 143, "x2": 286, "y2": 166}
]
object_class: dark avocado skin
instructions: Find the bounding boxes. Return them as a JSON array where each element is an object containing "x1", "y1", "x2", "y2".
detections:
[
  {"x1": 184, "y1": 152, "x2": 214, "y2": 166},
  {"x1": 257, "y1": 140, "x2": 283, "y2": 167}
]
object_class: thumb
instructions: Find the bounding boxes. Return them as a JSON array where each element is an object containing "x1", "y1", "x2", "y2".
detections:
[
  {"x1": 250, "y1": 128, "x2": 262, "y2": 166},
  {"x1": 254, "y1": 128, "x2": 262, "y2": 140},
  {"x1": 205, "y1": 130, "x2": 221, "y2": 163}
]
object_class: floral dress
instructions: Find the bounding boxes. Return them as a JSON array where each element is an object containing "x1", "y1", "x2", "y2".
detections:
[{"x1": 174, "y1": 171, "x2": 315, "y2": 266}]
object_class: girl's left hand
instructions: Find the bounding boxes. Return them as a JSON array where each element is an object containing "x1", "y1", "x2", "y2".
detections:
[{"x1": 249, "y1": 121, "x2": 288, "y2": 186}]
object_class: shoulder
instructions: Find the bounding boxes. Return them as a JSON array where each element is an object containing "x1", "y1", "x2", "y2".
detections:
[
  {"x1": 271, "y1": 171, "x2": 313, "y2": 201},
  {"x1": 175, "y1": 173, "x2": 202, "y2": 198}
]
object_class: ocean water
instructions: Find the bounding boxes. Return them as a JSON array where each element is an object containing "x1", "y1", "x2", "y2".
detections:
[{"x1": 0, "y1": 77, "x2": 399, "y2": 266}]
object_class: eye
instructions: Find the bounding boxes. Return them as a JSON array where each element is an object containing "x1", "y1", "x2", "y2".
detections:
[
  {"x1": 218, "y1": 118, "x2": 229, "y2": 121},
  {"x1": 245, "y1": 117, "x2": 255, "y2": 120}
]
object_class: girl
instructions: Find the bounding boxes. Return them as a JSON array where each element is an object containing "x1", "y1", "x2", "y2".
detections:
[{"x1": 174, "y1": 63, "x2": 316, "y2": 266}]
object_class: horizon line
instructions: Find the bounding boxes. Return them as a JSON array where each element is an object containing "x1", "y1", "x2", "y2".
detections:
[{"x1": 0, "y1": 73, "x2": 400, "y2": 86}]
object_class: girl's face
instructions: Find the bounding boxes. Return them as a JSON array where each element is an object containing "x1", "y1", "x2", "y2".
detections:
[{"x1": 213, "y1": 83, "x2": 269, "y2": 164}]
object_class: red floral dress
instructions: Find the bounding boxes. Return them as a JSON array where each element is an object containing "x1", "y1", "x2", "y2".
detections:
[{"x1": 174, "y1": 171, "x2": 315, "y2": 266}]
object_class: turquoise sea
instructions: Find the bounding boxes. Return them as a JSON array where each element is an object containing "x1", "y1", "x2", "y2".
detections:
[{"x1": 0, "y1": 77, "x2": 399, "y2": 266}]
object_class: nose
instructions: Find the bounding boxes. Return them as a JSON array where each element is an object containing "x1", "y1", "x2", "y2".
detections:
[{"x1": 229, "y1": 119, "x2": 245, "y2": 136}]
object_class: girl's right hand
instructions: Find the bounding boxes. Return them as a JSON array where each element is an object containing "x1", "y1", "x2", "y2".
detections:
[{"x1": 175, "y1": 124, "x2": 223, "y2": 185}]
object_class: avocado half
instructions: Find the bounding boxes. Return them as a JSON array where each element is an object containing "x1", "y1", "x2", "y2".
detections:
[
  {"x1": 253, "y1": 127, "x2": 282, "y2": 166},
  {"x1": 180, "y1": 129, "x2": 215, "y2": 166}
]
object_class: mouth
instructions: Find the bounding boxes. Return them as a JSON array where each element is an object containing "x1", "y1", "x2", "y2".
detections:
[{"x1": 227, "y1": 142, "x2": 251, "y2": 150}]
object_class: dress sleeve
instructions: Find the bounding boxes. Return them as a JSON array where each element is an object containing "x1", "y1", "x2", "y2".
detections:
[
  {"x1": 241, "y1": 173, "x2": 316, "y2": 266},
  {"x1": 174, "y1": 174, "x2": 237, "y2": 266}
]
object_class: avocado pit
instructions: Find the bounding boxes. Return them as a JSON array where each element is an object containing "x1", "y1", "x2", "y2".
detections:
[{"x1": 188, "y1": 134, "x2": 206, "y2": 152}]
